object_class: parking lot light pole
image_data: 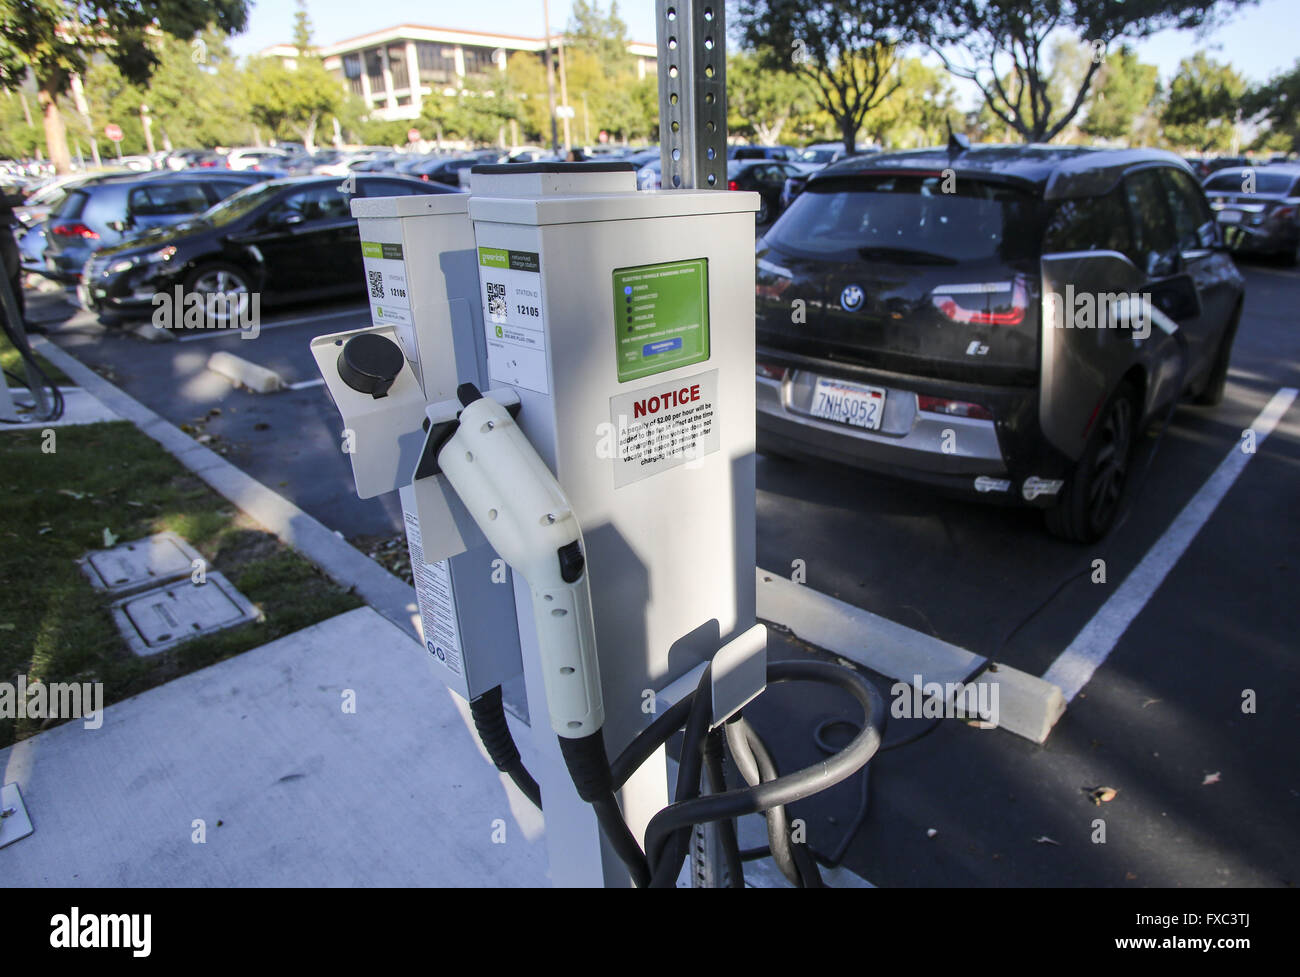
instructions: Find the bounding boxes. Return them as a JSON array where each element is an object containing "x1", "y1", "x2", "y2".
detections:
[{"x1": 656, "y1": 0, "x2": 728, "y2": 191}]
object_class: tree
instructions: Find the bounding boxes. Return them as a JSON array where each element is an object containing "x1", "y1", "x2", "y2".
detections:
[
  {"x1": 242, "y1": 56, "x2": 342, "y2": 151},
  {"x1": 292, "y1": 0, "x2": 314, "y2": 56},
  {"x1": 566, "y1": 0, "x2": 633, "y2": 72},
  {"x1": 861, "y1": 58, "x2": 960, "y2": 148},
  {"x1": 1080, "y1": 44, "x2": 1161, "y2": 143},
  {"x1": 920, "y1": 0, "x2": 1257, "y2": 143},
  {"x1": 1243, "y1": 59, "x2": 1300, "y2": 154},
  {"x1": 726, "y1": 52, "x2": 818, "y2": 145},
  {"x1": 1161, "y1": 53, "x2": 1247, "y2": 153},
  {"x1": 0, "y1": 0, "x2": 248, "y2": 173},
  {"x1": 734, "y1": 0, "x2": 927, "y2": 154}
]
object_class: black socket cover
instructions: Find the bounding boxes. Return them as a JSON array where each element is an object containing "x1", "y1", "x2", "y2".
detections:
[{"x1": 338, "y1": 333, "x2": 405, "y2": 398}]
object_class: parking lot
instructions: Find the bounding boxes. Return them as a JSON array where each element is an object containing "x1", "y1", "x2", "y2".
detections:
[{"x1": 24, "y1": 249, "x2": 1298, "y2": 887}]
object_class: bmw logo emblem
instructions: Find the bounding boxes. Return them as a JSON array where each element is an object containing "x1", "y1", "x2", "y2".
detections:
[{"x1": 841, "y1": 284, "x2": 865, "y2": 311}]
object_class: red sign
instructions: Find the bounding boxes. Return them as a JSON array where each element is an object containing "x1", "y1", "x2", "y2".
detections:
[
  {"x1": 407, "y1": 128, "x2": 421, "y2": 143},
  {"x1": 104, "y1": 124, "x2": 123, "y2": 142}
]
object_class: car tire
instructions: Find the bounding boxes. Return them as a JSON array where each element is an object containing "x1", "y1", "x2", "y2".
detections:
[
  {"x1": 1045, "y1": 380, "x2": 1140, "y2": 543},
  {"x1": 182, "y1": 263, "x2": 253, "y2": 329},
  {"x1": 1191, "y1": 304, "x2": 1240, "y2": 407},
  {"x1": 756, "y1": 198, "x2": 770, "y2": 225}
]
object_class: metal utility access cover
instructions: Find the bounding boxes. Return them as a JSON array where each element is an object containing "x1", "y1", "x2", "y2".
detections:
[
  {"x1": 80, "y1": 532, "x2": 204, "y2": 595},
  {"x1": 111, "y1": 572, "x2": 260, "y2": 656}
]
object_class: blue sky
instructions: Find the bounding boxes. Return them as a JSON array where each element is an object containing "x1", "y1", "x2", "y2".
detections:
[{"x1": 232, "y1": 0, "x2": 1298, "y2": 88}]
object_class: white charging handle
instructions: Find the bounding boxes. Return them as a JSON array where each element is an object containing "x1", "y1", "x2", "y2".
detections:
[{"x1": 435, "y1": 386, "x2": 605, "y2": 739}]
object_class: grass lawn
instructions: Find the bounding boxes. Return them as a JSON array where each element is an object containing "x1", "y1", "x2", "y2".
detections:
[
  {"x1": 0, "y1": 420, "x2": 363, "y2": 747},
  {"x1": 1, "y1": 329, "x2": 69, "y2": 387}
]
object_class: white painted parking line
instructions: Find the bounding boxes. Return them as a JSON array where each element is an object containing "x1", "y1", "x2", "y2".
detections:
[
  {"x1": 287, "y1": 378, "x2": 325, "y2": 391},
  {"x1": 1043, "y1": 386, "x2": 1298, "y2": 702},
  {"x1": 176, "y1": 306, "x2": 369, "y2": 342}
]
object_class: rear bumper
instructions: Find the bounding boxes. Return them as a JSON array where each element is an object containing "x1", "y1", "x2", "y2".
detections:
[
  {"x1": 1223, "y1": 222, "x2": 1299, "y2": 255},
  {"x1": 755, "y1": 348, "x2": 1072, "y2": 506}
]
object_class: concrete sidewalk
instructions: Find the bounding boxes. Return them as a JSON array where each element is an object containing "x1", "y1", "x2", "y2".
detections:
[{"x1": 1, "y1": 606, "x2": 547, "y2": 886}]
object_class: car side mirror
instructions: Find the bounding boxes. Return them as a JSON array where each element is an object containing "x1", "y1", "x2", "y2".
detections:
[{"x1": 1147, "y1": 272, "x2": 1202, "y2": 323}]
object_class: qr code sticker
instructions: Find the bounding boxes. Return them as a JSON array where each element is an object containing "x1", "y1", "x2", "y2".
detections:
[
  {"x1": 367, "y1": 269, "x2": 384, "y2": 299},
  {"x1": 486, "y1": 281, "x2": 507, "y2": 321}
]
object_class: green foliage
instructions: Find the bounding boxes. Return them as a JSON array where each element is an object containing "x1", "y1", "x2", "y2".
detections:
[
  {"x1": 734, "y1": 0, "x2": 925, "y2": 152},
  {"x1": 920, "y1": 0, "x2": 1258, "y2": 142},
  {"x1": 241, "y1": 55, "x2": 342, "y2": 148},
  {"x1": 0, "y1": 90, "x2": 43, "y2": 157},
  {"x1": 1243, "y1": 59, "x2": 1300, "y2": 153},
  {"x1": 727, "y1": 52, "x2": 818, "y2": 145},
  {"x1": 1080, "y1": 44, "x2": 1162, "y2": 143},
  {"x1": 1161, "y1": 52, "x2": 1248, "y2": 152}
]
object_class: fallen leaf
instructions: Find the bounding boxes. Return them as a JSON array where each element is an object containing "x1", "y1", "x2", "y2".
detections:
[
  {"x1": 926, "y1": 828, "x2": 938, "y2": 838},
  {"x1": 57, "y1": 489, "x2": 88, "y2": 500},
  {"x1": 1142, "y1": 697, "x2": 1161, "y2": 708},
  {"x1": 1034, "y1": 836, "x2": 1060, "y2": 846},
  {"x1": 102, "y1": 528, "x2": 118, "y2": 547},
  {"x1": 1202, "y1": 772, "x2": 1221, "y2": 786},
  {"x1": 1085, "y1": 785, "x2": 1119, "y2": 805}
]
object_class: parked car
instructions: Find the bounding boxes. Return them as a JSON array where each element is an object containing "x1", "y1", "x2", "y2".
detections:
[
  {"x1": 782, "y1": 151, "x2": 881, "y2": 212},
  {"x1": 42, "y1": 170, "x2": 273, "y2": 282},
  {"x1": 728, "y1": 145, "x2": 796, "y2": 161},
  {"x1": 406, "y1": 156, "x2": 481, "y2": 187},
  {"x1": 1202, "y1": 165, "x2": 1300, "y2": 262},
  {"x1": 754, "y1": 145, "x2": 1245, "y2": 541},
  {"x1": 225, "y1": 148, "x2": 292, "y2": 171},
  {"x1": 727, "y1": 159, "x2": 805, "y2": 223},
  {"x1": 80, "y1": 175, "x2": 456, "y2": 321}
]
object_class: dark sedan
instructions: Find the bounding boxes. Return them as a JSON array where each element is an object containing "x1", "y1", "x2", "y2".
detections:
[
  {"x1": 42, "y1": 170, "x2": 273, "y2": 282},
  {"x1": 1202, "y1": 165, "x2": 1300, "y2": 262},
  {"x1": 727, "y1": 159, "x2": 805, "y2": 224},
  {"x1": 81, "y1": 175, "x2": 455, "y2": 323}
]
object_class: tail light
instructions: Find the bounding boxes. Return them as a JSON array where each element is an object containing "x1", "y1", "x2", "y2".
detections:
[
  {"x1": 51, "y1": 223, "x2": 99, "y2": 240},
  {"x1": 931, "y1": 277, "x2": 1028, "y2": 325},
  {"x1": 917, "y1": 395, "x2": 992, "y2": 421},
  {"x1": 420, "y1": 174, "x2": 429, "y2": 181},
  {"x1": 1270, "y1": 205, "x2": 1295, "y2": 222},
  {"x1": 756, "y1": 361, "x2": 788, "y2": 380},
  {"x1": 727, "y1": 180, "x2": 739, "y2": 191}
]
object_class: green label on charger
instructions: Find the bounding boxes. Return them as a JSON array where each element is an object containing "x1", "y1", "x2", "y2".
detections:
[
  {"x1": 613, "y1": 258, "x2": 710, "y2": 382},
  {"x1": 361, "y1": 241, "x2": 403, "y2": 259}
]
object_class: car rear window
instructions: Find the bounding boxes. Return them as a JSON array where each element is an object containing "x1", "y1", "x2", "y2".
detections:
[
  {"x1": 769, "y1": 174, "x2": 1041, "y2": 264},
  {"x1": 54, "y1": 190, "x2": 88, "y2": 220},
  {"x1": 1203, "y1": 171, "x2": 1298, "y2": 194},
  {"x1": 128, "y1": 182, "x2": 211, "y2": 217},
  {"x1": 1043, "y1": 187, "x2": 1132, "y2": 256}
]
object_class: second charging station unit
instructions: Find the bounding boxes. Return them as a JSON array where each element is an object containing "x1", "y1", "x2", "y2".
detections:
[{"x1": 312, "y1": 162, "x2": 884, "y2": 887}]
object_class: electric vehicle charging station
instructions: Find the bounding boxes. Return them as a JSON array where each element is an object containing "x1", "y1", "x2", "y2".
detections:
[{"x1": 310, "y1": 0, "x2": 887, "y2": 887}]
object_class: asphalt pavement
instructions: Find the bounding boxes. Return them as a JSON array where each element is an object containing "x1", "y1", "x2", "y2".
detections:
[{"x1": 28, "y1": 254, "x2": 1300, "y2": 887}]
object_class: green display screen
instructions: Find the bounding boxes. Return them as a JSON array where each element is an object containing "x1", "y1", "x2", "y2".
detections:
[{"x1": 613, "y1": 258, "x2": 710, "y2": 382}]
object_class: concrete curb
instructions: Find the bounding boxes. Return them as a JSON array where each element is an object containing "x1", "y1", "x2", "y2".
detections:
[
  {"x1": 755, "y1": 569, "x2": 1066, "y2": 743},
  {"x1": 32, "y1": 336, "x2": 423, "y2": 645},
  {"x1": 207, "y1": 350, "x2": 284, "y2": 393}
]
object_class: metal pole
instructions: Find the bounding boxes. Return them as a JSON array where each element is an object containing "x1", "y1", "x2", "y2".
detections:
[
  {"x1": 542, "y1": 0, "x2": 559, "y2": 153},
  {"x1": 655, "y1": 0, "x2": 728, "y2": 191},
  {"x1": 655, "y1": 0, "x2": 732, "y2": 885}
]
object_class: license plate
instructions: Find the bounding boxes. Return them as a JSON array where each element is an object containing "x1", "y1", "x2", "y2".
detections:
[
  {"x1": 809, "y1": 377, "x2": 886, "y2": 431},
  {"x1": 1217, "y1": 210, "x2": 1242, "y2": 223}
]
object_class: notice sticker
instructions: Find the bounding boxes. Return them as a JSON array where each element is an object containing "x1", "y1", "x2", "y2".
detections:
[
  {"x1": 613, "y1": 258, "x2": 710, "y2": 382},
  {"x1": 607, "y1": 369, "x2": 719, "y2": 487}
]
